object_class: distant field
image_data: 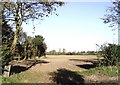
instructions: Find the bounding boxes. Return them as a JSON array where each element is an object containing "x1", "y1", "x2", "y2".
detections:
[{"x1": 37, "y1": 55, "x2": 98, "y2": 72}]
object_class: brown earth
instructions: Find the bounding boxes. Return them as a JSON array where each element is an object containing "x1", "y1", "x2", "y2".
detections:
[
  {"x1": 11, "y1": 55, "x2": 118, "y2": 83},
  {"x1": 29, "y1": 55, "x2": 97, "y2": 83},
  {"x1": 30, "y1": 55, "x2": 97, "y2": 72}
]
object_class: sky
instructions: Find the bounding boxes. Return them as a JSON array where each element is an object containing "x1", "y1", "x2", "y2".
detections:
[{"x1": 22, "y1": 1, "x2": 118, "y2": 52}]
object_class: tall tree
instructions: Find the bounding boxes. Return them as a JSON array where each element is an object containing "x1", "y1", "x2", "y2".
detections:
[
  {"x1": 102, "y1": 0, "x2": 120, "y2": 44},
  {"x1": 32, "y1": 35, "x2": 44, "y2": 46},
  {"x1": 2, "y1": 1, "x2": 64, "y2": 59},
  {"x1": 24, "y1": 35, "x2": 33, "y2": 60},
  {"x1": 32, "y1": 35, "x2": 46, "y2": 57}
]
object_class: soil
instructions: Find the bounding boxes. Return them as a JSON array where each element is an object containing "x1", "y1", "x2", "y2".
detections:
[
  {"x1": 30, "y1": 55, "x2": 97, "y2": 72},
  {"x1": 11, "y1": 55, "x2": 118, "y2": 83}
]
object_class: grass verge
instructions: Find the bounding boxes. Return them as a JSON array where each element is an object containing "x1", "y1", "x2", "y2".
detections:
[
  {"x1": 76, "y1": 66, "x2": 119, "y2": 77},
  {"x1": 2, "y1": 70, "x2": 43, "y2": 83}
]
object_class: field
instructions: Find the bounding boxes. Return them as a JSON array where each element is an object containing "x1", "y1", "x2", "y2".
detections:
[
  {"x1": 3, "y1": 55, "x2": 118, "y2": 83},
  {"x1": 30, "y1": 55, "x2": 97, "y2": 72}
]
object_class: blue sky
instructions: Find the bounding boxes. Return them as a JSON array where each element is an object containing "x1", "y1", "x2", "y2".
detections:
[{"x1": 22, "y1": 2, "x2": 118, "y2": 52}]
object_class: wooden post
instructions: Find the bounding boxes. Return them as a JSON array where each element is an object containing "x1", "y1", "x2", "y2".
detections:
[{"x1": 3, "y1": 65, "x2": 11, "y2": 77}]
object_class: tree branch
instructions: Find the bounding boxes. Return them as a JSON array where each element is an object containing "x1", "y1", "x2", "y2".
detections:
[{"x1": 4, "y1": 2, "x2": 16, "y2": 17}]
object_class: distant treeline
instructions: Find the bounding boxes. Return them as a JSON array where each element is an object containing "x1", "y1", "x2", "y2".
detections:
[{"x1": 46, "y1": 50, "x2": 97, "y2": 55}]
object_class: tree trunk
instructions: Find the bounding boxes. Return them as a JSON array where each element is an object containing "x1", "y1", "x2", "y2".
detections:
[
  {"x1": 10, "y1": 33, "x2": 17, "y2": 53},
  {"x1": 24, "y1": 45, "x2": 27, "y2": 60},
  {"x1": 10, "y1": 3, "x2": 22, "y2": 59},
  {"x1": 10, "y1": 25, "x2": 20, "y2": 59}
]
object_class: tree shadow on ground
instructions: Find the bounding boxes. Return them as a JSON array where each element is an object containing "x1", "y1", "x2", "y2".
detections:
[
  {"x1": 11, "y1": 60, "x2": 49, "y2": 74},
  {"x1": 49, "y1": 68, "x2": 84, "y2": 85},
  {"x1": 69, "y1": 59, "x2": 98, "y2": 69},
  {"x1": 24, "y1": 60, "x2": 49, "y2": 66},
  {"x1": 69, "y1": 59, "x2": 98, "y2": 64},
  {"x1": 11, "y1": 66, "x2": 27, "y2": 74},
  {"x1": 76, "y1": 64, "x2": 96, "y2": 69}
]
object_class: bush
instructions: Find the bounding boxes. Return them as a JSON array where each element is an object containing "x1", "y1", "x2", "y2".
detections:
[{"x1": 98, "y1": 44, "x2": 120, "y2": 66}]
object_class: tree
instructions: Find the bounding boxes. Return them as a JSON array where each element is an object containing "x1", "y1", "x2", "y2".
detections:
[
  {"x1": 32, "y1": 35, "x2": 44, "y2": 46},
  {"x1": 102, "y1": 0, "x2": 120, "y2": 44},
  {"x1": 2, "y1": 1, "x2": 64, "y2": 59},
  {"x1": 24, "y1": 35, "x2": 33, "y2": 60},
  {"x1": 100, "y1": 0, "x2": 120, "y2": 66},
  {"x1": 39, "y1": 42, "x2": 47, "y2": 57},
  {"x1": 32, "y1": 35, "x2": 47, "y2": 57},
  {"x1": 2, "y1": 20, "x2": 14, "y2": 65},
  {"x1": 102, "y1": 0, "x2": 120, "y2": 27}
]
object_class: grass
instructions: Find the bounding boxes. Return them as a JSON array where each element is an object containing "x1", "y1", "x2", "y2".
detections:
[
  {"x1": 2, "y1": 66, "x2": 119, "y2": 83},
  {"x1": 2, "y1": 70, "x2": 44, "y2": 83},
  {"x1": 0, "y1": 76, "x2": 2, "y2": 84},
  {"x1": 76, "y1": 66, "x2": 119, "y2": 77}
]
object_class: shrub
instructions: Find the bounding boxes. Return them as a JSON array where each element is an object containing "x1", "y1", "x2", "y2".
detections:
[{"x1": 98, "y1": 44, "x2": 120, "y2": 66}]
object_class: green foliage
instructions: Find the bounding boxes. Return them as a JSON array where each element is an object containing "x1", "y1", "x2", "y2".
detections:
[
  {"x1": 98, "y1": 44, "x2": 120, "y2": 66},
  {"x1": 1, "y1": 44, "x2": 11, "y2": 65},
  {"x1": 32, "y1": 35, "x2": 44, "y2": 46},
  {"x1": 2, "y1": 70, "x2": 44, "y2": 83},
  {"x1": 2, "y1": 20, "x2": 14, "y2": 65},
  {"x1": 20, "y1": 34, "x2": 47, "y2": 60},
  {"x1": 32, "y1": 35, "x2": 47, "y2": 57},
  {"x1": 2, "y1": 1, "x2": 64, "y2": 55},
  {"x1": 2, "y1": 20, "x2": 47, "y2": 63},
  {"x1": 2, "y1": 66, "x2": 119, "y2": 83}
]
